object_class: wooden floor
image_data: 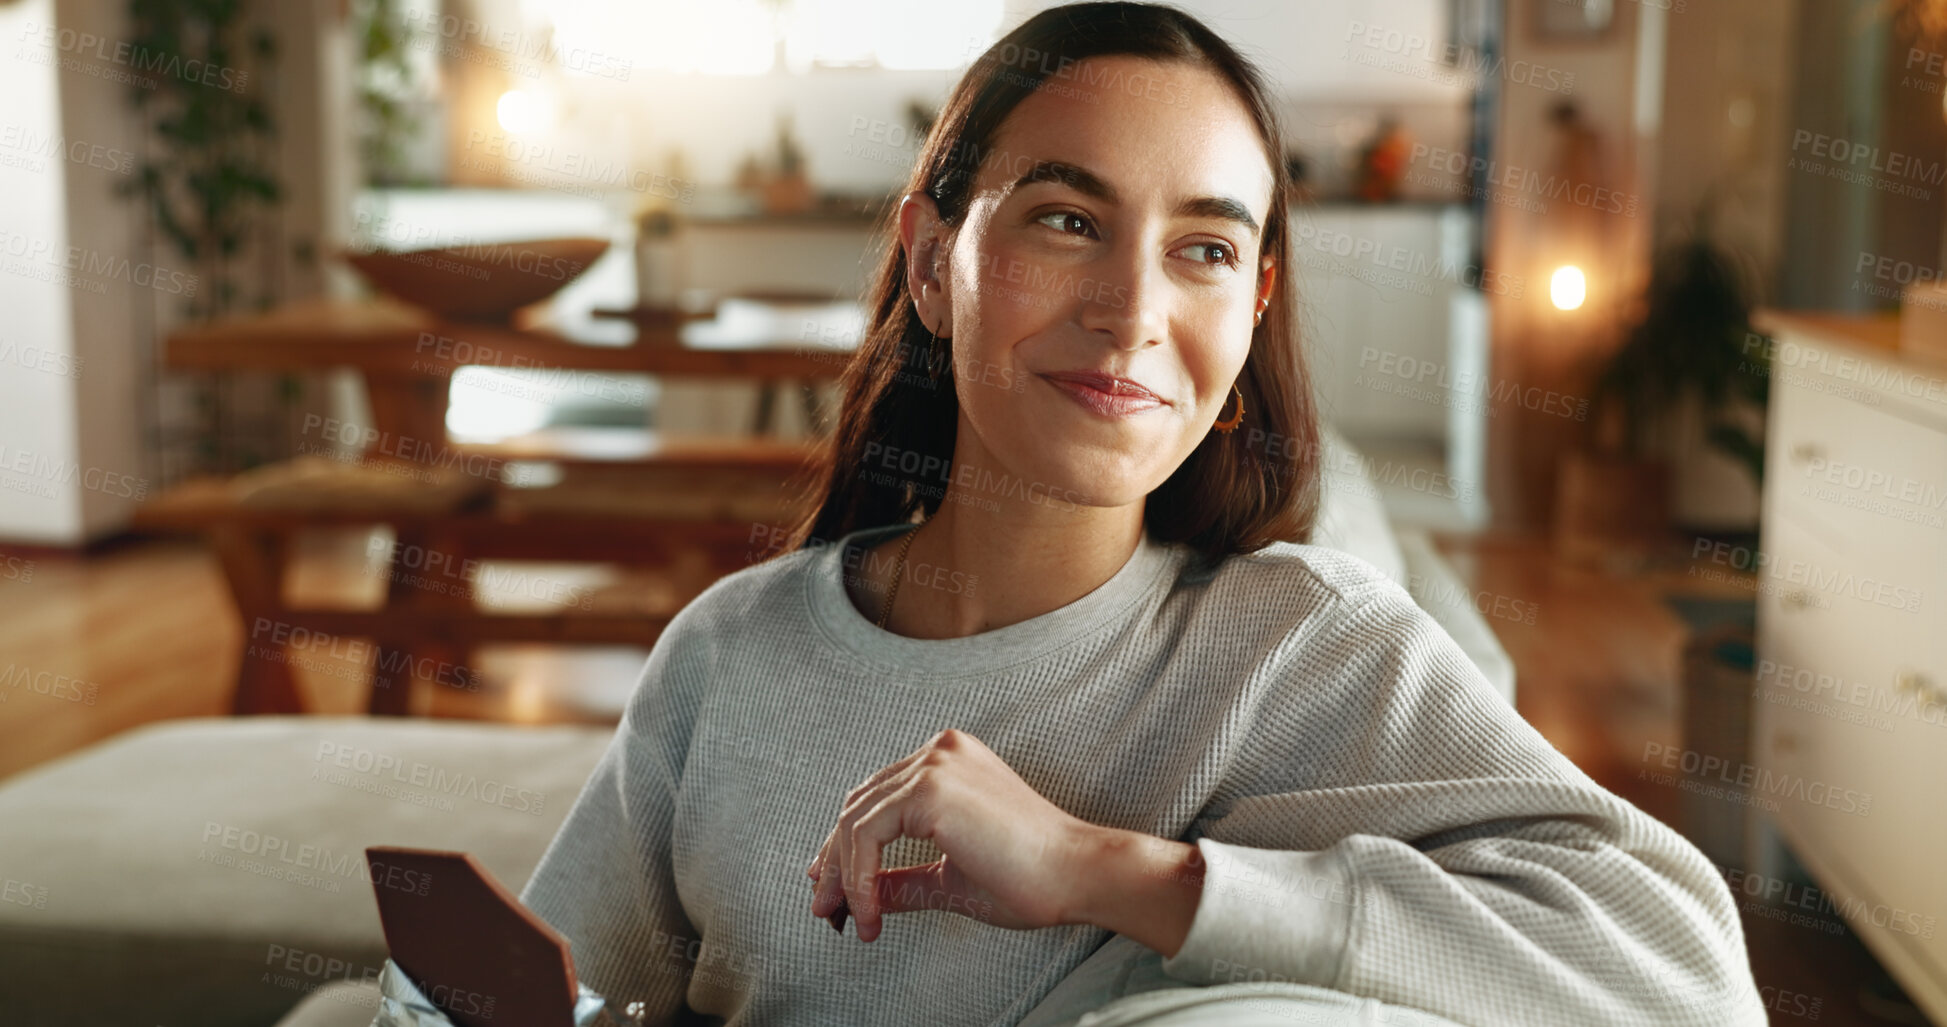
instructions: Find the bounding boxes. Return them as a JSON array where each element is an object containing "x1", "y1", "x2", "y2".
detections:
[{"x1": 0, "y1": 530, "x2": 1929, "y2": 1025}]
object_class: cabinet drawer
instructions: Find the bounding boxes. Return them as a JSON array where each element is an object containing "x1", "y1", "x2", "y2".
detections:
[
  {"x1": 1770, "y1": 361, "x2": 1947, "y2": 586},
  {"x1": 1760, "y1": 360, "x2": 1947, "y2": 1002}
]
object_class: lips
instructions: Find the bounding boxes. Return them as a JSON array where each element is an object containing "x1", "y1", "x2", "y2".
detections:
[{"x1": 1037, "y1": 370, "x2": 1167, "y2": 418}]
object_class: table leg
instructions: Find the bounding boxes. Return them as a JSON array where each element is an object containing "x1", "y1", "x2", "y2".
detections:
[
  {"x1": 368, "y1": 524, "x2": 478, "y2": 716},
  {"x1": 209, "y1": 526, "x2": 305, "y2": 715},
  {"x1": 362, "y1": 373, "x2": 453, "y2": 461},
  {"x1": 753, "y1": 381, "x2": 779, "y2": 435}
]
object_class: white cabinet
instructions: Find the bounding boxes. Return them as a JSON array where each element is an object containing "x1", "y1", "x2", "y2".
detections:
[
  {"x1": 1291, "y1": 203, "x2": 1488, "y2": 530},
  {"x1": 1752, "y1": 315, "x2": 1947, "y2": 1022}
]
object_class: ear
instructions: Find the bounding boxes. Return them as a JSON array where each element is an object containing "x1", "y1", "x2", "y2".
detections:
[
  {"x1": 897, "y1": 190, "x2": 953, "y2": 338},
  {"x1": 1255, "y1": 255, "x2": 1277, "y2": 318}
]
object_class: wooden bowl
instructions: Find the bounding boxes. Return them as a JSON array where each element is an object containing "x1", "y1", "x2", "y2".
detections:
[{"x1": 342, "y1": 236, "x2": 611, "y2": 321}]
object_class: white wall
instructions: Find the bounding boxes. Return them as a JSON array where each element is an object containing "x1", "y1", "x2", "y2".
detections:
[
  {"x1": 0, "y1": 0, "x2": 85, "y2": 544},
  {"x1": 56, "y1": 0, "x2": 147, "y2": 541},
  {"x1": 435, "y1": 0, "x2": 1462, "y2": 200}
]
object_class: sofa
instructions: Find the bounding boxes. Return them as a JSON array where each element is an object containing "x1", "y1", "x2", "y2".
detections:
[{"x1": 0, "y1": 430, "x2": 1512, "y2": 1026}]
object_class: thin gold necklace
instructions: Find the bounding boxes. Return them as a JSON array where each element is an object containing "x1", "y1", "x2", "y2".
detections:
[{"x1": 876, "y1": 520, "x2": 922, "y2": 629}]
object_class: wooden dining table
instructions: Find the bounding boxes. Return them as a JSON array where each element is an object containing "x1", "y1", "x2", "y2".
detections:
[
  {"x1": 149, "y1": 292, "x2": 859, "y2": 715},
  {"x1": 161, "y1": 293, "x2": 863, "y2": 451}
]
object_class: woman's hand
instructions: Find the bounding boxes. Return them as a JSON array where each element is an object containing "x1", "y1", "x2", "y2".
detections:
[{"x1": 804, "y1": 728, "x2": 1101, "y2": 942}]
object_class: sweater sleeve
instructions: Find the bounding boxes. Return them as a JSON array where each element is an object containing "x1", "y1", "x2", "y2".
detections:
[
  {"x1": 518, "y1": 630, "x2": 707, "y2": 1025},
  {"x1": 1156, "y1": 583, "x2": 1769, "y2": 1026}
]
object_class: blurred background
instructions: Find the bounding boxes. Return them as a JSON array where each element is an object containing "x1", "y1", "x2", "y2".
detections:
[{"x1": 0, "y1": 0, "x2": 1944, "y2": 1024}]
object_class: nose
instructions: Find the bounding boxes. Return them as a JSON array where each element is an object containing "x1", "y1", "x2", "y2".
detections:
[{"x1": 1076, "y1": 239, "x2": 1169, "y2": 352}]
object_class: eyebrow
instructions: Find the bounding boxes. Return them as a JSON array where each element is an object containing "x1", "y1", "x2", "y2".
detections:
[{"x1": 1010, "y1": 159, "x2": 1262, "y2": 238}]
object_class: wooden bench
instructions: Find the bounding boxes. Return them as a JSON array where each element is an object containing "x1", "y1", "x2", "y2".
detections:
[{"x1": 135, "y1": 451, "x2": 809, "y2": 716}]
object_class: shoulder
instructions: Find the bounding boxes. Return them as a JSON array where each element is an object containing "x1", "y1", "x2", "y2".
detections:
[
  {"x1": 1179, "y1": 538, "x2": 1413, "y2": 630},
  {"x1": 614, "y1": 544, "x2": 827, "y2": 749},
  {"x1": 1172, "y1": 539, "x2": 1485, "y2": 694},
  {"x1": 661, "y1": 543, "x2": 825, "y2": 645}
]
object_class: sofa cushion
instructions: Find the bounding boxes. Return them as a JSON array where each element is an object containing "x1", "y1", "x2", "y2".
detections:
[
  {"x1": 1310, "y1": 427, "x2": 1409, "y2": 585},
  {"x1": 0, "y1": 716, "x2": 609, "y2": 1027}
]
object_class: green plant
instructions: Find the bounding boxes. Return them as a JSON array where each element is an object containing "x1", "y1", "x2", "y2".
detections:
[
  {"x1": 120, "y1": 0, "x2": 282, "y2": 321},
  {"x1": 353, "y1": 0, "x2": 422, "y2": 187},
  {"x1": 1593, "y1": 211, "x2": 1770, "y2": 485}
]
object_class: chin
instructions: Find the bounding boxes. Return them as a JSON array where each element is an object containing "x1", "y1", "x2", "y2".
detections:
[{"x1": 999, "y1": 444, "x2": 1170, "y2": 513}]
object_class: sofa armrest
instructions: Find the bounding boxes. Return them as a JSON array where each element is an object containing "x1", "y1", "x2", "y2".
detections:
[{"x1": 1393, "y1": 529, "x2": 1517, "y2": 707}]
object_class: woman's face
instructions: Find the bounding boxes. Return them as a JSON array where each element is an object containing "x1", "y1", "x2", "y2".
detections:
[{"x1": 903, "y1": 55, "x2": 1277, "y2": 512}]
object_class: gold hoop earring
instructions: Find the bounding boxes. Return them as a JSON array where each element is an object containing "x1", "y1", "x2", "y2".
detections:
[{"x1": 1212, "y1": 384, "x2": 1244, "y2": 434}]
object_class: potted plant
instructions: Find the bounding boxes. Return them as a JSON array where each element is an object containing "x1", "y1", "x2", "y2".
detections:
[
  {"x1": 761, "y1": 111, "x2": 814, "y2": 215},
  {"x1": 1556, "y1": 209, "x2": 1770, "y2": 566}
]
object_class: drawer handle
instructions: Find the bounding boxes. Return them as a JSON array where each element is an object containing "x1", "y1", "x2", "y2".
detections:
[
  {"x1": 1896, "y1": 671, "x2": 1943, "y2": 705},
  {"x1": 1775, "y1": 730, "x2": 1799, "y2": 755},
  {"x1": 1781, "y1": 590, "x2": 1816, "y2": 611},
  {"x1": 1791, "y1": 442, "x2": 1825, "y2": 465}
]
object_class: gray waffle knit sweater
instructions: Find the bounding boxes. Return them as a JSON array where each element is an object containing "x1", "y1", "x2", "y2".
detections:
[{"x1": 518, "y1": 522, "x2": 1768, "y2": 1026}]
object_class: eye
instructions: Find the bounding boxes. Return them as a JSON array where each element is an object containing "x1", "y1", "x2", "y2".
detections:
[
  {"x1": 1033, "y1": 209, "x2": 1097, "y2": 238},
  {"x1": 1178, "y1": 240, "x2": 1240, "y2": 269}
]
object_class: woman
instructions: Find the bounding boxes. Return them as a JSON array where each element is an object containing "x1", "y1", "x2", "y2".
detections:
[{"x1": 519, "y1": 4, "x2": 1767, "y2": 1025}]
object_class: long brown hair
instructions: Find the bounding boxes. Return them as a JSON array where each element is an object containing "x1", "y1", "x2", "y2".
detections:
[{"x1": 783, "y1": 1, "x2": 1320, "y2": 565}]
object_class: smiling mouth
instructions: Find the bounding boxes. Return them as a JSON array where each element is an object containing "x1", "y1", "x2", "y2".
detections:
[{"x1": 1037, "y1": 371, "x2": 1167, "y2": 418}]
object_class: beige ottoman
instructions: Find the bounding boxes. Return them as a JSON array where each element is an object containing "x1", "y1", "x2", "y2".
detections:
[{"x1": 0, "y1": 716, "x2": 610, "y2": 1026}]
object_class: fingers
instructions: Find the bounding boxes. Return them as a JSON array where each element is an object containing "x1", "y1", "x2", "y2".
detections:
[
  {"x1": 840, "y1": 778, "x2": 927, "y2": 943},
  {"x1": 811, "y1": 842, "x2": 848, "y2": 925},
  {"x1": 875, "y1": 860, "x2": 951, "y2": 915},
  {"x1": 808, "y1": 735, "x2": 962, "y2": 941}
]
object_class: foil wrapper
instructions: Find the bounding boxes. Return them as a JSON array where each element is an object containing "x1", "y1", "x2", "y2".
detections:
[{"x1": 372, "y1": 958, "x2": 645, "y2": 1027}]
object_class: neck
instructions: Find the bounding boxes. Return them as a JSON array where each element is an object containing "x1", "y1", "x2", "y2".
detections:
[{"x1": 877, "y1": 434, "x2": 1146, "y2": 640}]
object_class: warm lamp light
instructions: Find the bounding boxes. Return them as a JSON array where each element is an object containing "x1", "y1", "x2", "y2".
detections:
[
  {"x1": 496, "y1": 90, "x2": 547, "y2": 134},
  {"x1": 1551, "y1": 265, "x2": 1587, "y2": 310}
]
